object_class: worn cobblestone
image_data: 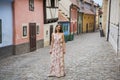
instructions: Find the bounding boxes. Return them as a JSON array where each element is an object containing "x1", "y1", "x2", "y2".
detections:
[{"x1": 0, "y1": 32, "x2": 119, "y2": 80}]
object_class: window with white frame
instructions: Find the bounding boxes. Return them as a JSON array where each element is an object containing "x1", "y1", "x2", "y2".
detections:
[{"x1": 23, "y1": 25, "x2": 27, "y2": 37}]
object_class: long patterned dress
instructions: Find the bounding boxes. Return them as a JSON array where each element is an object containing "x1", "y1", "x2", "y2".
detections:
[{"x1": 49, "y1": 33, "x2": 65, "y2": 77}]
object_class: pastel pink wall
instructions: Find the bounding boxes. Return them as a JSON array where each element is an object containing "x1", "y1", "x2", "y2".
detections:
[{"x1": 13, "y1": 0, "x2": 43, "y2": 45}]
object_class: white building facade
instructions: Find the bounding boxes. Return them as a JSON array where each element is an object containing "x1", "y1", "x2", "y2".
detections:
[
  {"x1": 59, "y1": 0, "x2": 72, "y2": 18},
  {"x1": 43, "y1": 0, "x2": 59, "y2": 46},
  {"x1": 104, "y1": 0, "x2": 120, "y2": 57}
]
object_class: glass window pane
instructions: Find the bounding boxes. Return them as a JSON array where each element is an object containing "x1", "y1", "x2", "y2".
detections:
[
  {"x1": 23, "y1": 26, "x2": 27, "y2": 37},
  {"x1": 29, "y1": 0, "x2": 34, "y2": 11}
]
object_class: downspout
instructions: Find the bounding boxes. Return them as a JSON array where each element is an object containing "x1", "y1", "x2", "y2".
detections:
[
  {"x1": 82, "y1": 13, "x2": 84, "y2": 33},
  {"x1": 117, "y1": 1, "x2": 120, "y2": 56},
  {"x1": 77, "y1": 9, "x2": 79, "y2": 35},
  {"x1": 98, "y1": 8, "x2": 99, "y2": 29},
  {"x1": 94, "y1": 6, "x2": 96, "y2": 32},
  {"x1": 107, "y1": 0, "x2": 111, "y2": 41},
  {"x1": 12, "y1": 0, "x2": 15, "y2": 55},
  {"x1": 77, "y1": 5, "x2": 80, "y2": 35},
  {"x1": 43, "y1": 0, "x2": 46, "y2": 24},
  {"x1": 94, "y1": 13, "x2": 96, "y2": 32},
  {"x1": 69, "y1": 4, "x2": 72, "y2": 35},
  {"x1": 117, "y1": 22, "x2": 119, "y2": 56}
]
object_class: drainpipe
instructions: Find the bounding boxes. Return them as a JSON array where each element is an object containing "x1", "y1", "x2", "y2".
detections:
[
  {"x1": 69, "y1": 4, "x2": 72, "y2": 41},
  {"x1": 69, "y1": 4, "x2": 72, "y2": 35},
  {"x1": 94, "y1": 13, "x2": 96, "y2": 32},
  {"x1": 77, "y1": 9, "x2": 79, "y2": 35},
  {"x1": 12, "y1": 0, "x2": 16, "y2": 55},
  {"x1": 117, "y1": 23, "x2": 119, "y2": 56},
  {"x1": 117, "y1": 1, "x2": 120, "y2": 56},
  {"x1": 107, "y1": 0, "x2": 111, "y2": 41}
]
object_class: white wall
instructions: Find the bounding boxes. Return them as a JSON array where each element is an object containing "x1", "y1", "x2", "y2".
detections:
[
  {"x1": 105, "y1": 0, "x2": 109, "y2": 39},
  {"x1": 59, "y1": 0, "x2": 72, "y2": 17},
  {"x1": 108, "y1": 0, "x2": 119, "y2": 53},
  {"x1": 46, "y1": 8, "x2": 58, "y2": 19},
  {"x1": 44, "y1": 22, "x2": 57, "y2": 47},
  {"x1": 118, "y1": 0, "x2": 120, "y2": 58}
]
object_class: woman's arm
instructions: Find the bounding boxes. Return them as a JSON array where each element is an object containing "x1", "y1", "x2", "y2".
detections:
[{"x1": 62, "y1": 33, "x2": 66, "y2": 53}]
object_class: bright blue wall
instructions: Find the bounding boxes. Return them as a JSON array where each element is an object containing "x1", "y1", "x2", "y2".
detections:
[
  {"x1": 58, "y1": 22, "x2": 70, "y2": 35},
  {"x1": 0, "y1": 1, "x2": 13, "y2": 47}
]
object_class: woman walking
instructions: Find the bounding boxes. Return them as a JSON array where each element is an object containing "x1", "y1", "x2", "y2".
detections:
[{"x1": 48, "y1": 24, "x2": 66, "y2": 78}]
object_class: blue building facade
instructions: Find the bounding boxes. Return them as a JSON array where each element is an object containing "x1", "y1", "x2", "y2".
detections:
[
  {"x1": 58, "y1": 22, "x2": 70, "y2": 42},
  {"x1": 0, "y1": 0, "x2": 13, "y2": 59}
]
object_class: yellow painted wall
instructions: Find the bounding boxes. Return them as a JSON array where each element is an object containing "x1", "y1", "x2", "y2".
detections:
[{"x1": 83, "y1": 14, "x2": 95, "y2": 33}]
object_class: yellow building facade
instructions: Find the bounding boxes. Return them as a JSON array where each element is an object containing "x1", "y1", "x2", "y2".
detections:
[{"x1": 83, "y1": 14, "x2": 95, "y2": 33}]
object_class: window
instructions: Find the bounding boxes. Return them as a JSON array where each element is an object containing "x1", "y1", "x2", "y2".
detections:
[
  {"x1": 29, "y1": 0, "x2": 34, "y2": 11},
  {"x1": 46, "y1": 30, "x2": 48, "y2": 35},
  {"x1": 0, "y1": 19, "x2": 2, "y2": 43},
  {"x1": 23, "y1": 26, "x2": 27, "y2": 37},
  {"x1": 36, "y1": 25, "x2": 40, "y2": 34}
]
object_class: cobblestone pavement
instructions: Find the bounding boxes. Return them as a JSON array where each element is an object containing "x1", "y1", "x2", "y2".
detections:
[{"x1": 0, "y1": 32, "x2": 119, "y2": 80}]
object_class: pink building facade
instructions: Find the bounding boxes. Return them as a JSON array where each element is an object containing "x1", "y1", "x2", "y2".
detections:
[
  {"x1": 13, "y1": 0, "x2": 44, "y2": 54},
  {"x1": 70, "y1": 7, "x2": 78, "y2": 34},
  {"x1": 70, "y1": 0, "x2": 80, "y2": 35}
]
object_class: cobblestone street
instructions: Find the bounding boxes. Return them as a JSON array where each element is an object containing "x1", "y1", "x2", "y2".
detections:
[{"x1": 0, "y1": 32, "x2": 119, "y2": 80}]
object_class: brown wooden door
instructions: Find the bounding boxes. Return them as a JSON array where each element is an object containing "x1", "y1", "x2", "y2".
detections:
[
  {"x1": 50, "y1": 25, "x2": 53, "y2": 45},
  {"x1": 29, "y1": 23, "x2": 36, "y2": 52},
  {"x1": 86, "y1": 23, "x2": 88, "y2": 33}
]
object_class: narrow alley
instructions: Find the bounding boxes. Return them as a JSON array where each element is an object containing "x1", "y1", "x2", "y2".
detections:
[{"x1": 0, "y1": 31, "x2": 119, "y2": 80}]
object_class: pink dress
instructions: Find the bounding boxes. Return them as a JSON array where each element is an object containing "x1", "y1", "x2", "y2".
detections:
[{"x1": 49, "y1": 33, "x2": 65, "y2": 77}]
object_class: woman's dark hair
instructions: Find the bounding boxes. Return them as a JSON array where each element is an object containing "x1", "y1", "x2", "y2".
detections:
[{"x1": 55, "y1": 24, "x2": 63, "y2": 33}]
